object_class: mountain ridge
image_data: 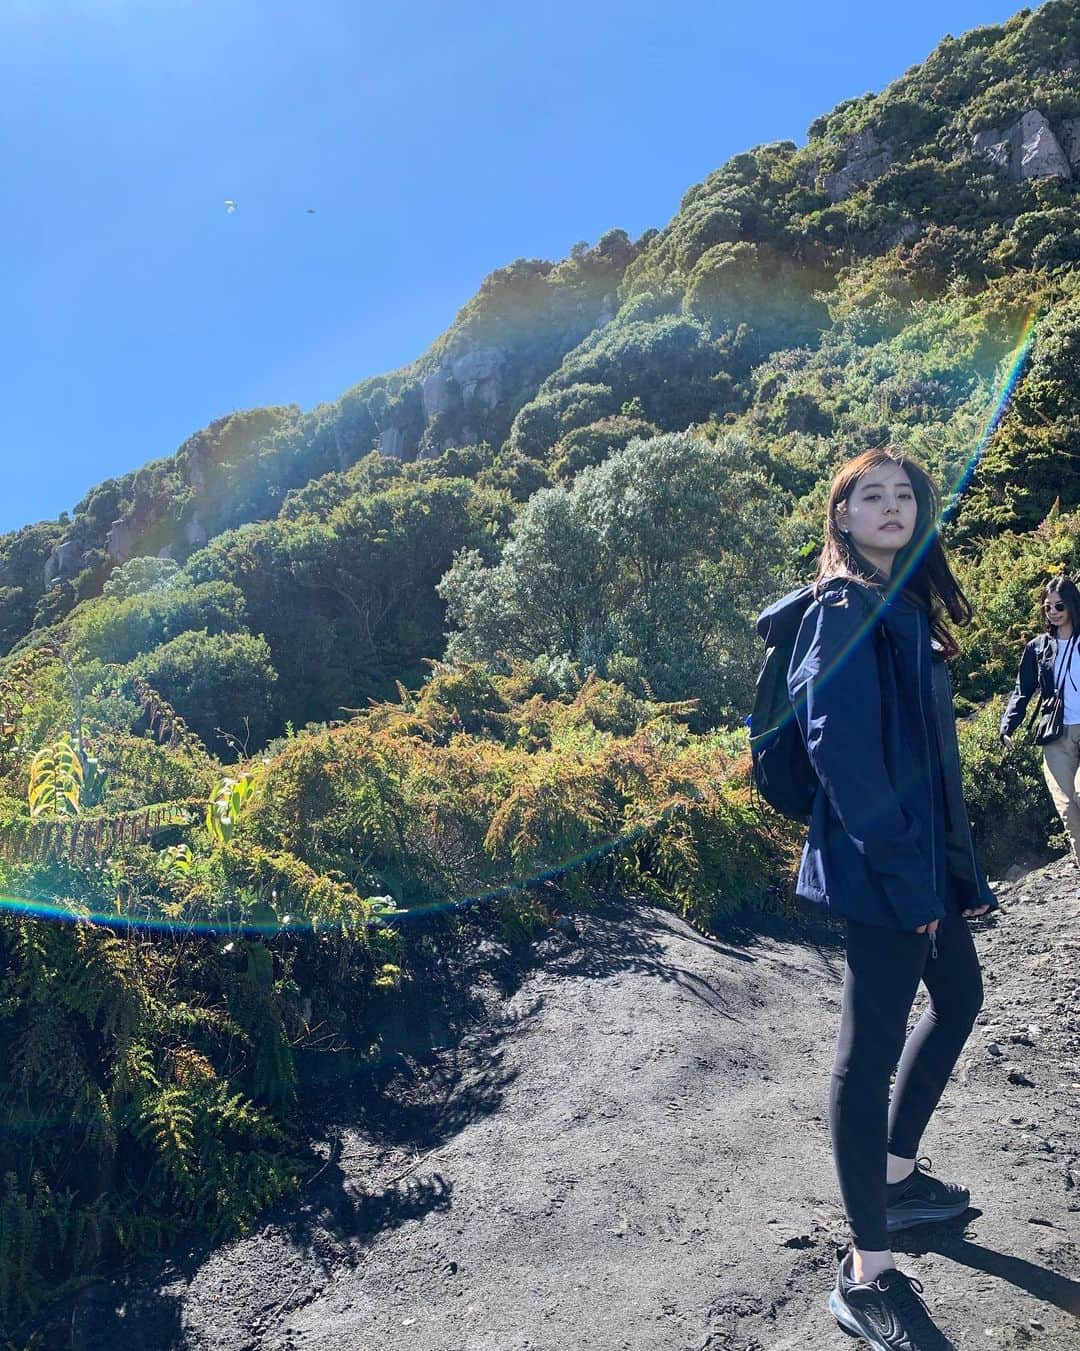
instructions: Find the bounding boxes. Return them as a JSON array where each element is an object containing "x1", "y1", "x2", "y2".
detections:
[{"x1": 5, "y1": 2, "x2": 1080, "y2": 663}]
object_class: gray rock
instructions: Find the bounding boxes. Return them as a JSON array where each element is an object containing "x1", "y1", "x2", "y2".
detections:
[
  {"x1": 822, "y1": 131, "x2": 893, "y2": 202},
  {"x1": 186, "y1": 448, "x2": 210, "y2": 496},
  {"x1": 378, "y1": 424, "x2": 407, "y2": 460},
  {"x1": 972, "y1": 128, "x2": 1013, "y2": 174},
  {"x1": 1017, "y1": 111, "x2": 1072, "y2": 180},
  {"x1": 449, "y1": 345, "x2": 505, "y2": 409},
  {"x1": 43, "y1": 538, "x2": 82, "y2": 586},
  {"x1": 421, "y1": 368, "x2": 461, "y2": 418},
  {"x1": 881, "y1": 219, "x2": 920, "y2": 250},
  {"x1": 184, "y1": 511, "x2": 208, "y2": 547},
  {"x1": 971, "y1": 110, "x2": 1072, "y2": 181},
  {"x1": 1059, "y1": 118, "x2": 1080, "y2": 170},
  {"x1": 106, "y1": 517, "x2": 138, "y2": 562}
]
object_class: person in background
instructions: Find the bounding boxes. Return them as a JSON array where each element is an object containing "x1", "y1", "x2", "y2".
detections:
[{"x1": 1000, "y1": 575, "x2": 1080, "y2": 871}]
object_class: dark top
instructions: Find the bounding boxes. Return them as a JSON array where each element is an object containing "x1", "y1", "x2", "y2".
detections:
[
  {"x1": 785, "y1": 578, "x2": 996, "y2": 931},
  {"x1": 1001, "y1": 634, "x2": 1068, "y2": 741}
]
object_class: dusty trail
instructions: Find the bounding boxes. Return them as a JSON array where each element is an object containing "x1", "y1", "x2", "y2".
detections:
[{"x1": 34, "y1": 866, "x2": 1080, "y2": 1350}]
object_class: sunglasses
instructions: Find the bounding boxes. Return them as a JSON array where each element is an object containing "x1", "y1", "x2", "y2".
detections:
[{"x1": 1044, "y1": 601, "x2": 1067, "y2": 613}]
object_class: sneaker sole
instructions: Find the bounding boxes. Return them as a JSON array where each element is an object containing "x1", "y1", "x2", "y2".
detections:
[
  {"x1": 826, "y1": 1289, "x2": 885, "y2": 1345},
  {"x1": 885, "y1": 1198, "x2": 970, "y2": 1232}
]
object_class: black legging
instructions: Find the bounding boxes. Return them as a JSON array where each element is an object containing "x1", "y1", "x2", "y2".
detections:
[{"x1": 830, "y1": 907, "x2": 984, "y2": 1251}]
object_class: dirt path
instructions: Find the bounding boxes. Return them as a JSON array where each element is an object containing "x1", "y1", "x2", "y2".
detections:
[{"x1": 35, "y1": 866, "x2": 1080, "y2": 1350}]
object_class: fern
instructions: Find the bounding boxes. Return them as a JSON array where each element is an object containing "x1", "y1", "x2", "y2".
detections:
[
  {"x1": 0, "y1": 1173, "x2": 43, "y2": 1323},
  {"x1": 133, "y1": 1086, "x2": 197, "y2": 1194},
  {"x1": 27, "y1": 735, "x2": 83, "y2": 818}
]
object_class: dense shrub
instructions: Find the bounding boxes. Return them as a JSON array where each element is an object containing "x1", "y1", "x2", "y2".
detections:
[
  {"x1": 550, "y1": 414, "x2": 658, "y2": 481},
  {"x1": 504, "y1": 383, "x2": 617, "y2": 458},
  {"x1": 957, "y1": 698, "x2": 1060, "y2": 876},
  {"x1": 72, "y1": 580, "x2": 249, "y2": 667},
  {"x1": 439, "y1": 432, "x2": 785, "y2": 726},
  {"x1": 133, "y1": 630, "x2": 278, "y2": 754}
]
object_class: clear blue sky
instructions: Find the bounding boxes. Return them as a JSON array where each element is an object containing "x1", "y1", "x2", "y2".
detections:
[{"x1": 1, "y1": 0, "x2": 1030, "y2": 533}]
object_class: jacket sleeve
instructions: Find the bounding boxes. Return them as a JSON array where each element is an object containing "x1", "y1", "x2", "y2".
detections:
[
  {"x1": 788, "y1": 593, "x2": 942, "y2": 930},
  {"x1": 1000, "y1": 640, "x2": 1042, "y2": 742}
]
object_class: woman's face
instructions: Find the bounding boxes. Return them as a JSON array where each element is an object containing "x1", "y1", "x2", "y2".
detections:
[
  {"x1": 1044, "y1": 590, "x2": 1070, "y2": 629},
  {"x1": 837, "y1": 460, "x2": 917, "y2": 575}
]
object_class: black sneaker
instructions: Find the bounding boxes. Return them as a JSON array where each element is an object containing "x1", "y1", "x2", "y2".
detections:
[
  {"x1": 827, "y1": 1251, "x2": 955, "y2": 1349},
  {"x1": 885, "y1": 1157, "x2": 970, "y2": 1233}
]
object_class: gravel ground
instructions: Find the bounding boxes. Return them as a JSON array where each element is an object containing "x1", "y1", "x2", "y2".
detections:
[{"x1": 25, "y1": 864, "x2": 1080, "y2": 1350}]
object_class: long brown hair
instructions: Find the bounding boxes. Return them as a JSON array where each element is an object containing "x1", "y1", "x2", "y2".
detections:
[{"x1": 814, "y1": 446, "x2": 972, "y2": 659}]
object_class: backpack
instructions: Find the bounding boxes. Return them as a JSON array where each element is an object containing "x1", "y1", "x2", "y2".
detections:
[{"x1": 747, "y1": 582, "x2": 883, "y2": 820}]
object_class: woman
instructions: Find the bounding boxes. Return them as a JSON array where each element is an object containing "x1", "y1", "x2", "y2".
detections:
[
  {"x1": 1000, "y1": 575, "x2": 1080, "y2": 869},
  {"x1": 784, "y1": 447, "x2": 997, "y2": 1351}
]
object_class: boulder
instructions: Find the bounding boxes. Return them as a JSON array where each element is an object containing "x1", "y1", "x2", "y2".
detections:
[
  {"x1": 183, "y1": 511, "x2": 208, "y2": 547},
  {"x1": 971, "y1": 126, "x2": 1012, "y2": 174},
  {"x1": 1017, "y1": 111, "x2": 1071, "y2": 180},
  {"x1": 971, "y1": 111, "x2": 1071, "y2": 181},
  {"x1": 43, "y1": 539, "x2": 82, "y2": 587},
  {"x1": 882, "y1": 219, "x2": 920, "y2": 250},
  {"x1": 106, "y1": 517, "x2": 139, "y2": 562},
  {"x1": 449, "y1": 345, "x2": 505, "y2": 410}
]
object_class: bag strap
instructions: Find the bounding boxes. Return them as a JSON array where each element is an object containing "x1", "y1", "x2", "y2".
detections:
[
  {"x1": 1054, "y1": 632, "x2": 1079, "y2": 694},
  {"x1": 1019, "y1": 633, "x2": 1074, "y2": 743}
]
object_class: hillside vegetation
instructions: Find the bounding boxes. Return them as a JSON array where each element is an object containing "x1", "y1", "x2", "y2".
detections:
[{"x1": 3, "y1": 0, "x2": 1080, "y2": 1320}]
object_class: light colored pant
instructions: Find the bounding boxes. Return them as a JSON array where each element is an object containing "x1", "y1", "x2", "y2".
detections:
[{"x1": 1042, "y1": 723, "x2": 1080, "y2": 866}]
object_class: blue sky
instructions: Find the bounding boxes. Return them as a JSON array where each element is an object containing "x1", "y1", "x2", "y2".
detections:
[{"x1": 1, "y1": 0, "x2": 1029, "y2": 533}]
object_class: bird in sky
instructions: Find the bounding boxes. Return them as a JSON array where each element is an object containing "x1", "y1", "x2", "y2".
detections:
[
  {"x1": 306, "y1": 207, "x2": 316, "y2": 214},
  {"x1": 224, "y1": 199, "x2": 237, "y2": 214}
]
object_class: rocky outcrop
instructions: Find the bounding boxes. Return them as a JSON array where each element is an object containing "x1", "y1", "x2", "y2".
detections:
[
  {"x1": 416, "y1": 345, "x2": 508, "y2": 432},
  {"x1": 1058, "y1": 117, "x2": 1080, "y2": 171},
  {"x1": 421, "y1": 368, "x2": 461, "y2": 419},
  {"x1": 971, "y1": 110, "x2": 1072, "y2": 181},
  {"x1": 106, "y1": 517, "x2": 139, "y2": 563},
  {"x1": 377, "y1": 424, "x2": 408, "y2": 460},
  {"x1": 449, "y1": 345, "x2": 505, "y2": 410},
  {"x1": 43, "y1": 539, "x2": 81, "y2": 587},
  {"x1": 821, "y1": 130, "x2": 893, "y2": 203},
  {"x1": 183, "y1": 511, "x2": 208, "y2": 548},
  {"x1": 881, "y1": 219, "x2": 920, "y2": 251}
]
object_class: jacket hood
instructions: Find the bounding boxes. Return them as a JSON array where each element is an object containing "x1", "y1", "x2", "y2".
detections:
[
  {"x1": 756, "y1": 576, "x2": 887, "y2": 645},
  {"x1": 755, "y1": 585, "x2": 813, "y2": 645}
]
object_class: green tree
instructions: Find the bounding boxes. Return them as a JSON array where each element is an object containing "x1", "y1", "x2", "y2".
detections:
[
  {"x1": 101, "y1": 556, "x2": 182, "y2": 599},
  {"x1": 133, "y1": 629, "x2": 278, "y2": 753},
  {"x1": 439, "y1": 431, "x2": 785, "y2": 725}
]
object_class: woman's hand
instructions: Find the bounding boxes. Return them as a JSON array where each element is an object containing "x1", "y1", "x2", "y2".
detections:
[
  {"x1": 914, "y1": 919, "x2": 940, "y2": 934},
  {"x1": 1001, "y1": 734, "x2": 1014, "y2": 750},
  {"x1": 961, "y1": 905, "x2": 992, "y2": 918}
]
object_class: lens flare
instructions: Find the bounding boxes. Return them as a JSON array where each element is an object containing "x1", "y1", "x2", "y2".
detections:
[
  {"x1": 0, "y1": 799, "x2": 693, "y2": 935},
  {"x1": 0, "y1": 309, "x2": 1040, "y2": 936}
]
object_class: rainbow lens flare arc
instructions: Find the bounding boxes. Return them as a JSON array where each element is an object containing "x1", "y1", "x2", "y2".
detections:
[{"x1": 0, "y1": 309, "x2": 1041, "y2": 935}]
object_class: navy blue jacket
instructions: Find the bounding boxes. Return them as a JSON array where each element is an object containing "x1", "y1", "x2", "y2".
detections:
[{"x1": 778, "y1": 577, "x2": 996, "y2": 931}]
